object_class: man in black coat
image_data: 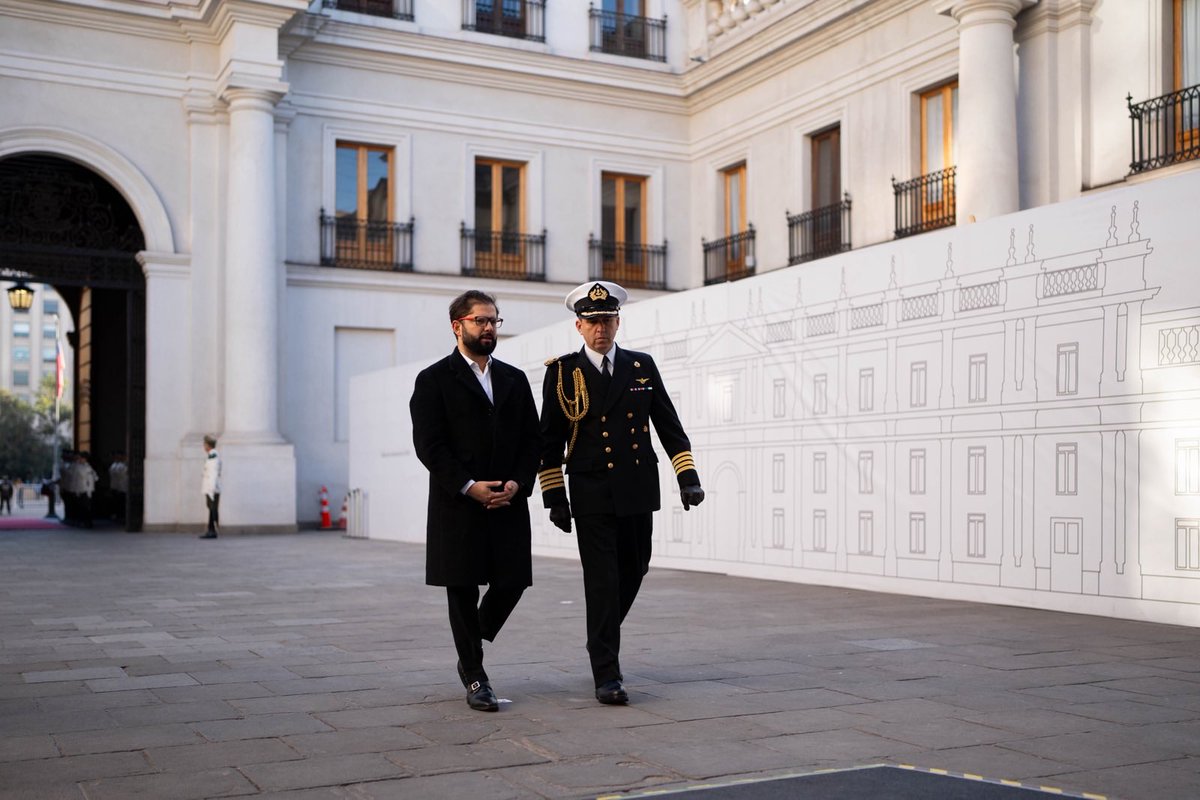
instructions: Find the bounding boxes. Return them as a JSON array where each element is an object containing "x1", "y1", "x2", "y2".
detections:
[
  {"x1": 539, "y1": 281, "x2": 705, "y2": 705},
  {"x1": 410, "y1": 290, "x2": 540, "y2": 712}
]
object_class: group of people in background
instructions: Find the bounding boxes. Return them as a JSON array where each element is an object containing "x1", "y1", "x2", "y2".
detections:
[{"x1": 38, "y1": 450, "x2": 128, "y2": 527}]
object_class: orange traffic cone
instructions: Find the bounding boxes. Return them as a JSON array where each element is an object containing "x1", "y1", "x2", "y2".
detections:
[
  {"x1": 319, "y1": 486, "x2": 332, "y2": 529},
  {"x1": 338, "y1": 494, "x2": 348, "y2": 530}
]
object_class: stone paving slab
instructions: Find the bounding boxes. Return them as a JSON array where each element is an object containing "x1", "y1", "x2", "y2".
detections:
[{"x1": 2, "y1": 529, "x2": 1200, "y2": 799}]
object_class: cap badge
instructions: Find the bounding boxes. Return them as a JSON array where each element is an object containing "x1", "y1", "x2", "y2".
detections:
[{"x1": 589, "y1": 284, "x2": 609, "y2": 302}]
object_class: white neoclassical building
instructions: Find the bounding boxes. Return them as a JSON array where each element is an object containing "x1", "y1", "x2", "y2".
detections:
[{"x1": 1, "y1": 0, "x2": 1196, "y2": 536}]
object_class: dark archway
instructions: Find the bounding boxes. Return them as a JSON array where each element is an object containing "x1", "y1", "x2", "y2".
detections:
[{"x1": 0, "y1": 154, "x2": 146, "y2": 530}]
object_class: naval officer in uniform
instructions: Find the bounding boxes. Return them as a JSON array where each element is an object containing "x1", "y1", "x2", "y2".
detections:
[{"x1": 538, "y1": 281, "x2": 704, "y2": 705}]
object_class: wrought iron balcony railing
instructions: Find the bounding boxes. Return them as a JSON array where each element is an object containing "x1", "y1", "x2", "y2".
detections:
[
  {"x1": 703, "y1": 225, "x2": 756, "y2": 286},
  {"x1": 588, "y1": 6, "x2": 667, "y2": 62},
  {"x1": 1128, "y1": 85, "x2": 1200, "y2": 174},
  {"x1": 787, "y1": 193, "x2": 852, "y2": 265},
  {"x1": 588, "y1": 237, "x2": 666, "y2": 290},
  {"x1": 323, "y1": 0, "x2": 414, "y2": 20},
  {"x1": 463, "y1": 0, "x2": 545, "y2": 42},
  {"x1": 892, "y1": 166, "x2": 956, "y2": 239},
  {"x1": 320, "y1": 212, "x2": 414, "y2": 271},
  {"x1": 460, "y1": 225, "x2": 546, "y2": 281}
]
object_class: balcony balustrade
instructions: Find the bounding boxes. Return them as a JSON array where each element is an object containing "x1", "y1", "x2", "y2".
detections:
[
  {"x1": 463, "y1": 0, "x2": 545, "y2": 42},
  {"x1": 322, "y1": 0, "x2": 413, "y2": 20},
  {"x1": 460, "y1": 225, "x2": 546, "y2": 280},
  {"x1": 1128, "y1": 85, "x2": 1200, "y2": 174},
  {"x1": 893, "y1": 167, "x2": 956, "y2": 239},
  {"x1": 787, "y1": 193, "x2": 851, "y2": 265},
  {"x1": 588, "y1": 6, "x2": 666, "y2": 62},
  {"x1": 702, "y1": 224, "x2": 755, "y2": 285},
  {"x1": 320, "y1": 212, "x2": 414, "y2": 271},
  {"x1": 588, "y1": 237, "x2": 666, "y2": 290}
]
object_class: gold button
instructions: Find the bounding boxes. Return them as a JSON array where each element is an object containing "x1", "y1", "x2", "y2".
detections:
[
  {"x1": 630, "y1": 428, "x2": 636, "y2": 434},
  {"x1": 643, "y1": 426, "x2": 649, "y2": 432},
  {"x1": 632, "y1": 443, "x2": 639, "y2": 450},
  {"x1": 601, "y1": 415, "x2": 607, "y2": 422},
  {"x1": 635, "y1": 459, "x2": 640, "y2": 465},
  {"x1": 607, "y1": 462, "x2": 614, "y2": 469},
  {"x1": 627, "y1": 412, "x2": 634, "y2": 419},
  {"x1": 605, "y1": 446, "x2": 612, "y2": 453},
  {"x1": 602, "y1": 431, "x2": 609, "y2": 438}
]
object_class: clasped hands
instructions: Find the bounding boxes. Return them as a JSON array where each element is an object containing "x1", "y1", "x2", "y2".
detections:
[{"x1": 466, "y1": 480, "x2": 518, "y2": 510}]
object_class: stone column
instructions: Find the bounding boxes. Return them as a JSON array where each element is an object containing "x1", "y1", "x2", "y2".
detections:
[
  {"x1": 938, "y1": 0, "x2": 1036, "y2": 223},
  {"x1": 223, "y1": 87, "x2": 284, "y2": 443}
]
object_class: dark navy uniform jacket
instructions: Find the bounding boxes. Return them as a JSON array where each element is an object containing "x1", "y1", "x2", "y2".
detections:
[{"x1": 538, "y1": 346, "x2": 698, "y2": 517}]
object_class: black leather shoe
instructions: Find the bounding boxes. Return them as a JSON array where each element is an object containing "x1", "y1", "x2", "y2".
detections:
[
  {"x1": 595, "y1": 679, "x2": 628, "y2": 705},
  {"x1": 466, "y1": 680, "x2": 499, "y2": 712},
  {"x1": 199, "y1": 532, "x2": 217, "y2": 539}
]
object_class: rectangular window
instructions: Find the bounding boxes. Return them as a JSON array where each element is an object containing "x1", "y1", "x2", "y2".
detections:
[
  {"x1": 475, "y1": 157, "x2": 527, "y2": 274},
  {"x1": 813, "y1": 452, "x2": 827, "y2": 494},
  {"x1": 42, "y1": 325, "x2": 55, "y2": 340},
  {"x1": 13, "y1": 322, "x2": 29, "y2": 338},
  {"x1": 336, "y1": 141, "x2": 393, "y2": 222},
  {"x1": 772, "y1": 509, "x2": 785, "y2": 549},
  {"x1": 772, "y1": 454, "x2": 785, "y2": 493},
  {"x1": 600, "y1": 172, "x2": 647, "y2": 285},
  {"x1": 858, "y1": 511, "x2": 874, "y2": 554},
  {"x1": 968, "y1": 354, "x2": 987, "y2": 403},
  {"x1": 920, "y1": 80, "x2": 958, "y2": 219},
  {"x1": 41, "y1": 346, "x2": 56, "y2": 363},
  {"x1": 1053, "y1": 518, "x2": 1081, "y2": 556},
  {"x1": 808, "y1": 126, "x2": 843, "y2": 259},
  {"x1": 723, "y1": 163, "x2": 747, "y2": 238},
  {"x1": 967, "y1": 446, "x2": 987, "y2": 495},
  {"x1": 12, "y1": 347, "x2": 29, "y2": 362},
  {"x1": 43, "y1": 299, "x2": 58, "y2": 315},
  {"x1": 1175, "y1": 0, "x2": 1199, "y2": 144},
  {"x1": 910, "y1": 361, "x2": 927, "y2": 408},
  {"x1": 909, "y1": 448, "x2": 926, "y2": 495},
  {"x1": 968, "y1": 513, "x2": 986, "y2": 558},
  {"x1": 813, "y1": 509, "x2": 828, "y2": 551},
  {"x1": 858, "y1": 367, "x2": 874, "y2": 412},
  {"x1": 1177, "y1": 439, "x2": 1200, "y2": 494},
  {"x1": 12, "y1": 370, "x2": 29, "y2": 387},
  {"x1": 1056, "y1": 343, "x2": 1079, "y2": 395},
  {"x1": 813, "y1": 373, "x2": 828, "y2": 415},
  {"x1": 910, "y1": 512, "x2": 927, "y2": 554},
  {"x1": 1056, "y1": 443, "x2": 1078, "y2": 495},
  {"x1": 1177, "y1": 517, "x2": 1200, "y2": 570},
  {"x1": 773, "y1": 378, "x2": 786, "y2": 418},
  {"x1": 858, "y1": 450, "x2": 874, "y2": 495}
]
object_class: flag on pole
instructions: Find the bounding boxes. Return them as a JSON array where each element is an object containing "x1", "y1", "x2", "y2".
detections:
[{"x1": 55, "y1": 336, "x2": 64, "y2": 400}]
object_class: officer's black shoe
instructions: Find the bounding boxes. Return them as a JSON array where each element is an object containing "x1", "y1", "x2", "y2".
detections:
[
  {"x1": 199, "y1": 531, "x2": 217, "y2": 539},
  {"x1": 595, "y1": 679, "x2": 629, "y2": 705},
  {"x1": 466, "y1": 680, "x2": 499, "y2": 712}
]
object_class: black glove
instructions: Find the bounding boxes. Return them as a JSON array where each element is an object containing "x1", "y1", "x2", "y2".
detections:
[
  {"x1": 549, "y1": 504, "x2": 572, "y2": 533},
  {"x1": 681, "y1": 485, "x2": 705, "y2": 510}
]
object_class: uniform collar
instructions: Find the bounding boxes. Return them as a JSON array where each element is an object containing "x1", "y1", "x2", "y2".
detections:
[{"x1": 582, "y1": 342, "x2": 618, "y2": 373}]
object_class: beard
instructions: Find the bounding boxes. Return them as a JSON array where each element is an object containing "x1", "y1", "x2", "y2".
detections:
[{"x1": 462, "y1": 328, "x2": 497, "y2": 357}]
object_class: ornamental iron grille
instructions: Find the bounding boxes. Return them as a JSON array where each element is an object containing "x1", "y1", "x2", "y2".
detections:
[
  {"x1": 463, "y1": 0, "x2": 545, "y2": 42},
  {"x1": 460, "y1": 224, "x2": 546, "y2": 280},
  {"x1": 1128, "y1": 85, "x2": 1200, "y2": 174},
  {"x1": 892, "y1": 166, "x2": 956, "y2": 239},
  {"x1": 703, "y1": 224, "x2": 755, "y2": 285},
  {"x1": 322, "y1": 0, "x2": 414, "y2": 20},
  {"x1": 587, "y1": 236, "x2": 666, "y2": 290},
  {"x1": 0, "y1": 154, "x2": 146, "y2": 531},
  {"x1": 588, "y1": 5, "x2": 667, "y2": 62},
  {"x1": 319, "y1": 211, "x2": 414, "y2": 272},
  {"x1": 787, "y1": 193, "x2": 852, "y2": 264}
]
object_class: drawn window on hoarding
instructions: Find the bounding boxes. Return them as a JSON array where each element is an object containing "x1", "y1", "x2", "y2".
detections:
[
  {"x1": 1057, "y1": 343, "x2": 1079, "y2": 395},
  {"x1": 858, "y1": 450, "x2": 874, "y2": 494},
  {"x1": 910, "y1": 360, "x2": 927, "y2": 407},
  {"x1": 910, "y1": 448, "x2": 926, "y2": 494},
  {"x1": 772, "y1": 509, "x2": 786, "y2": 549},
  {"x1": 813, "y1": 452, "x2": 827, "y2": 494},
  {"x1": 910, "y1": 512, "x2": 927, "y2": 554},
  {"x1": 967, "y1": 446, "x2": 986, "y2": 495},
  {"x1": 813, "y1": 509, "x2": 828, "y2": 551},
  {"x1": 1056, "y1": 443, "x2": 1078, "y2": 495},
  {"x1": 1177, "y1": 439, "x2": 1200, "y2": 494},
  {"x1": 772, "y1": 454, "x2": 785, "y2": 493},
  {"x1": 858, "y1": 511, "x2": 874, "y2": 554},
  {"x1": 813, "y1": 373, "x2": 828, "y2": 415},
  {"x1": 968, "y1": 354, "x2": 987, "y2": 403},
  {"x1": 1053, "y1": 518, "x2": 1080, "y2": 556},
  {"x1": 1177, "y1": 518, "x2": 1200, "y2": 570},
  {"x1": 859, "y1": 367, "x2": 874, "y2": 412},
  {"x1": 968, "y1": 513, "x2": 986, "y2": 557},
  {"x1": 773, "y1": 378, "x2": 786, "y2": 418}
]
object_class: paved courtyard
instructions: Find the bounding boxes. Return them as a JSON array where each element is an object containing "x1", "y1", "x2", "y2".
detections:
[{"x1": 1, "y1": 528, "x2": 1198, "y2": 800}]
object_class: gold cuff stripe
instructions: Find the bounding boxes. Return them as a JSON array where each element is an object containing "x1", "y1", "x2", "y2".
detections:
[
  {"x1": 538, "y1": 467, "x2": 566, "y2": 492},
  {"x1": 673, "y1": 459, "x2": 696, "y2": 475},
  {"x1": 538, "y1": 467, "x2": 563, "y2": 479},
  {"x1": 671, "y1": 452, "x2": 695, "y2": 468}
]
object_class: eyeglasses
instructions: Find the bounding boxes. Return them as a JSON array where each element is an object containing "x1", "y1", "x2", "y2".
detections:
[{"x1": 456, "y1": 316, "x2": 503, "y2": 329}]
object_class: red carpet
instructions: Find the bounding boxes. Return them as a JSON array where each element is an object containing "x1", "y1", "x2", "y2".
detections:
[{"x1": 0, "y1": 517, "x2": 65, "y2": 530}]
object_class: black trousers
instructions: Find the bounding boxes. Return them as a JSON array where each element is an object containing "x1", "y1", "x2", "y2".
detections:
[
  {"x1": 446, "y1": 584, "x2": 524, "y2": 686},
  {"x1": 575, "y1": 511, "x2": 653, "y2": 687},
  {"x1": 0, "y1": 496, "x2": 9, "y2": 514},
  {"x1": 206, "y1": 493, "x2": 220, "y2": 532}
]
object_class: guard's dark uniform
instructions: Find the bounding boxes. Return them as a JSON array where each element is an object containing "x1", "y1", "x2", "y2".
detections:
[{"x1": 539, "y1": 344, "x2": 699, "y2": 687}]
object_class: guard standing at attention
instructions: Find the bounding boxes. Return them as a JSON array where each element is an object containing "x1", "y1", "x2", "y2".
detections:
[{"x1": 538, "y1": 281, "x2": 704, "y2": 705}]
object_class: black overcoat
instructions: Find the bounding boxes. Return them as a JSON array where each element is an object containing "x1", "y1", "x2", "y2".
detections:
[{"x1": 410, "y1": 350, "x2": 540, "y2": 588}]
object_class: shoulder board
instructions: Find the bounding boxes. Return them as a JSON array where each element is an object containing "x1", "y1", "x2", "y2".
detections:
[{"x1": 544, "y1": 352, "x2": 577, "y2": 367}]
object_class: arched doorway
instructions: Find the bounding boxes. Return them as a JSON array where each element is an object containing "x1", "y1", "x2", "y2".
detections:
[{"x1": 0, "y1": 154, "x2": 146, "y2": 530}]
